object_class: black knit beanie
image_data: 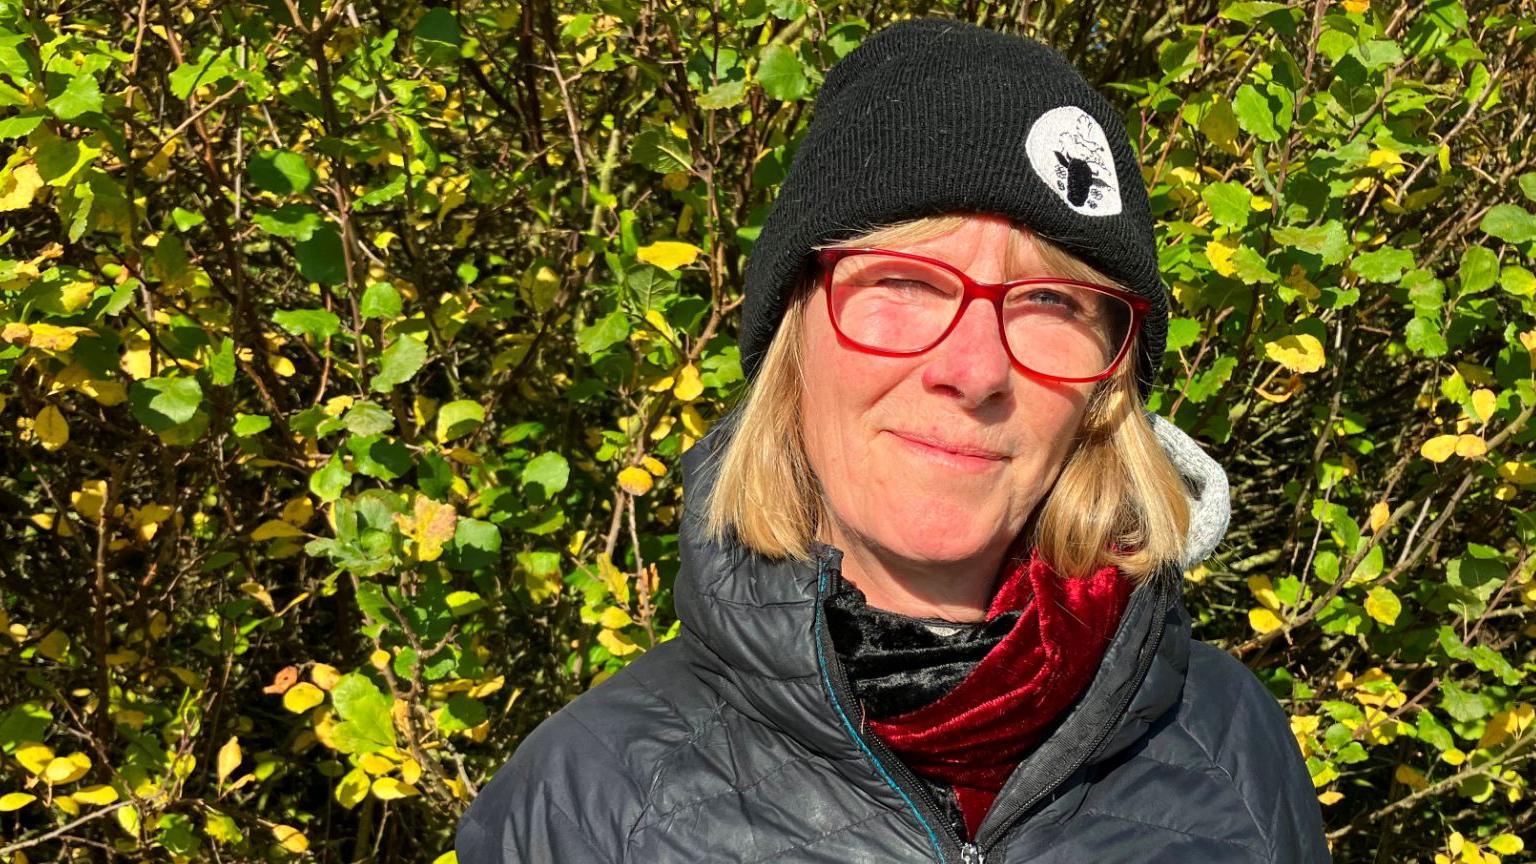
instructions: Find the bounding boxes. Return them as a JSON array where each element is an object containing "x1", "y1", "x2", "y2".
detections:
[{"x1": 739, "y1": 17, "x2": 1168, "y2": 400}]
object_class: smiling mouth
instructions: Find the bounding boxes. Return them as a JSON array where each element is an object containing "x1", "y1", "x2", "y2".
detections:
[{"x1": 886, "y1": 430, "x2": 1010, "y2": 463}]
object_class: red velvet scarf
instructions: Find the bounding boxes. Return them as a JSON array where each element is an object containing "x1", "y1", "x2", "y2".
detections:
[{"x1": 865, "y1": 545, "x2": 1134, "y2": 839}]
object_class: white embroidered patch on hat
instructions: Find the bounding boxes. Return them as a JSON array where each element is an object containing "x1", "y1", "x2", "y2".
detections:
[{"x1": 1025, "y1": 105, "x2": 1122, "y2": 217}]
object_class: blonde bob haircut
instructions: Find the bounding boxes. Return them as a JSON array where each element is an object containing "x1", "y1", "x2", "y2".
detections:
[{"x1": 701, "y1": 213, "x2": 1191, "y2": 585}]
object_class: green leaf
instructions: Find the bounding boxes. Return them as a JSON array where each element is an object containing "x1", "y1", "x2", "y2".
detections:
[
  {"x1": 757, "y1": 45, "x2": 808, "y2": 101},
  {"x1": 232, "y1": 414, "x2": 271, "y2": 436},
  {"x1": 1519, "y1": 172, "x2": 1536, "y2": 203},
  {"x1": 1438, "y1": 681, "x2": 1486, "y2": 723},
  {"x1": 1165, "y1": 317, "x2": 1202, "y2": 352},
  {"x1": 445, "y1": 519, "x2": 501, "y2": 571},
  {"x1": 1201, "y1": 182, "x2": 1253, "y2": 228},
  {"x1": 522, "y1": 452, "x2": 570, "y2": 496},
  {"x1": 1272, "y1": 221, "x2": 1351, "y2": 265},
  {"x1": 330, "y1": 673, "x2": 397, "y2": 755},
  {"x1": 0, "y1": 113, "x2": 43, "y2": 139},
  {"x1": 576, "y1": 311, "x2": 630, "y2": 355},
  {"x1": 171, "y1": 207, "x2": 205, "y2": 232},
  {"x1": 697, "y1": 79, "x2": 749, "y2": 110},
  {"x1": 445, "y1": 590, "x2": 486, "y2": 616},
  {"x1": 631, "y1": 128, "x2": 692, "y2": 174},
  {"x1": 342, "y1": 401, "x2": 394, "y2": 436},
  {"x1": 1350, "y1": 246, "x2": 1414, "y2": 283},
  {"x1": 129, "y1": 376, "x2": 203, "y2": 430},
  {"x1": 413, "y1": 7, "x2": 462, "y2": 48},
  {"x1": 1405, "y1": 317, "x2": 1448, "y2": 357},
  {"x1": 0, "y1": 702, "x2": 51, "y2": 752},
  {"x1": 435, "y1": 694, "x2": 486, "y2": 733},
  {"x1": 347, "y1": 434, "x2": 412, "y2": 480},
  {"x1": 309, "y1": 452, "x2": 353, "y2": 503},
  {"x1": 296, "y1": 224, "x2": 347, "y2": 285},
  {"x1": 47, "y1": 74, "x2": 102, "y2": 121},
  {"x1": 249, "y1": 150, "x2": 313, "y2": 195},
  {"x1": 1219, "y1": 1, "x2": 1288, "y2": 23},
  {"x1": 1232, "y1": 84, "x2": 1284, "y2": 143},
  {"x1": 1457, "y1": 244, "x2": 1499, "y2": 295},
  {"x1": 1479, "y1": 204, "x2": 1536, "y2": 244},
  {"x1": 252, "y1": 204, "x2": 322, "y2": 240},
  {"x1": 168, "y1": 49, "x2": 236, "y2": 100},
  {"x1": 360, "y1": 282, "x2": 402, "y2": 319},
  {"x1": 371, "y1": 335, "x2": 427, "y2": 392},
  {"x1": 272, "y1": 308, "x2": 342, "y2": 341},
  {"x1": 1500, "y1": 265, "x2": 1535, "y2": 298},
  {"x1": 435, "y1": 399, "x2": 484, "y2": 442}
]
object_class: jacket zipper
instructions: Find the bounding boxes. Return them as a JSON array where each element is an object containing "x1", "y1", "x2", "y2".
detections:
[
  {"x1": 813, "y1": 551, "x2": 1172, "y2": 863},
  {"x1": 971, "y1": 577, "x2": 1170, "y2": 858},
  {"x1": 813, "y1": 554, "x2": 977, "y2": 863}
]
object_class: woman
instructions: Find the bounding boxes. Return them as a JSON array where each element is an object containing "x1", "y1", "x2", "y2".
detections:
[{"x1": 458, "y1": 17, "x2": 1329, "y2": 863}]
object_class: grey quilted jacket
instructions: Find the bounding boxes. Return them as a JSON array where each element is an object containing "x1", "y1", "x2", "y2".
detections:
[{"x1": 457, "y1": 412, "x2": 1331, "y2": 863}]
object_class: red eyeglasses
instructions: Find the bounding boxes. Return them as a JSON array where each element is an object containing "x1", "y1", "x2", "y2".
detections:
[{"x1": 814, "y1": 247, "x2": 1148, "y2": 384}]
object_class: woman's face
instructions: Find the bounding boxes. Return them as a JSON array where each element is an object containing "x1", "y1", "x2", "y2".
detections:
[{"x1": 801, "y1": 213, "x2": 1099, "y2": 572}]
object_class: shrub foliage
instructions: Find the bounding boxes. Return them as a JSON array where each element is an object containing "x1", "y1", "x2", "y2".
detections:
[{"x1": 1, "y1": 0, "x2": 1533, "y2": 860}]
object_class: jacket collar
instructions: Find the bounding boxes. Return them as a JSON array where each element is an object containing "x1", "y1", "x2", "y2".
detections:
[{"x1": 673, "y1": 408, "x2": 1229, "y2": 808}]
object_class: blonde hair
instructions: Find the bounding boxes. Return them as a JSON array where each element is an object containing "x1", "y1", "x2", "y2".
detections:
[{"x1": 702, "y1": 213, "x2": 1190, "y2": 584}]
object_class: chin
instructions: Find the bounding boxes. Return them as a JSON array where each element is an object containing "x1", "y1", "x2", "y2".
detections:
[{"x1": 873, "y1": 503, "x2": 999, "y2": 562}]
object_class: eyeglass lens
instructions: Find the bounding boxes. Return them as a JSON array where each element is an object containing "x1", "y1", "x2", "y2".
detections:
[{"x1": 828, "y1": 253, "x2": 1132, "y2": 379}]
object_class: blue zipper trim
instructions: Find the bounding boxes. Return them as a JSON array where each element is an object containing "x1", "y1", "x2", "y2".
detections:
[{"x1": 812, "y1": 555, "x2": 948, "y2": 863}]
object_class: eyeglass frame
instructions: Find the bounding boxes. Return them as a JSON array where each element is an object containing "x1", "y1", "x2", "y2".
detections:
[{"x1": 812, "y1": 247, "x2": 1151, "y2": 385}]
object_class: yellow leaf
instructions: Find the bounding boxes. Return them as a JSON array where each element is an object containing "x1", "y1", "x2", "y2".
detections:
[
  {"x1": 618, "y1": 466, "x2": 653, "y2": 496},
  {"x1": 643, "y1": 309, "x2": 675, "y2": 342},
  {"x1": 1264, "y1": 334, "x2": 1326, "y2": 374},
  {"x1": 1469, "y1": 388, "x2": 1497, "y2": 423},
  {"x1": 399, "y1": 757, "x2": 422, "y2": 785},
  {"x1": 1316, "y1": 790, "x2": 1343, "y2": 806},
  {"x1": 1488, "y1": 835, "x2": 1524, "y2": 855},
  {"x1": 1364, "y1": 586, "x2": 1401, "y2": 627},
  {"x1": 358, "y1": 752, "x2": 394, "y2": 775},
  {"x1": 335, "y1": 768, "x2": 369, "y2": 809},
  {"x1": 393, "y1": 494, "x2": 458, "y2": 563},
  {"x1": 597, "y1": 627, "x2": 640, "y2": 656},
  {"x1": 43, "y1": 752, "x2": 90, "y2": 785},
  {"x1": 271, "y1": 824, "x2": 309, "y2": 853},
  {"x1": 635, "y1": 241, "x2": 702, "y2": 271},
  {"x1": 16, "y1": 743, "x2": 55, "y2": 775},
  {"x1": 35, "y1": 629, "x2": 69, "y2": 661},
  {"x1": 370, "y1": 777, "x2": 419, "y2": 800},
  {"x1": 1248, "y1": 607, "x2": 1284, "y2": 634},
  {"x1": 641, "y1": 456, "x2": 667, "y2": 477},
  {"x1": 1369, "y1": 501, "x2": 1391, "y2": 533},
  {"x1": 0, "y1": 791, "x2": 36, "y2": 811},
  {"x1": 251, "y1": 519, "x2": 305, "y2": 541},
  {"x1": 55, "y1": 796, "x2": 79, "y2": 816},
  {"x1": 680, "y1": 404, "x2": 708, "y2": 437},
  {"x1": 311, "y1": 663, "x2": 342, "y2": 691},
  {"x1": 370, "y1": 648, "x2": 391, "y2": 670},
  {"x1": 34, "y1": 405, "x2": 68, "y2": 452},
  {"x1": 1441, "y1": 747, "x2": 1466, "y2": 765},
  {"x1": 1421, "y1": 435, "x2": 1459, "y2": 463},
  {"x1": 1454, "y1": 434, "x2": 1487, "y2": 459},
  {"x1": 239, "y1": 581, "x2": 275, "y2": 612},
  {"x1": 216, "y1": 736, "x2": 241, "y2": 784},
  {"x1": 599, "y1": 607, "x2": 633, "y2": 629},
  {"x1": 280, "y1": 496, "x2": 314, "y2": 525},
  {"x1": 1205, "y1": 237, "x2": 1238, "y2": 277},
  {"x1": 672, "y1": 364, "x2": 704, "y2": 402},
  {"x1": 1342, "y1": 0, "x2": 1369, "y2": 13},
  {"x1": 1394, "y1": 764, "x2": 1428, "y2": 791},
  {"x1": 72, "y1": 478, "x2": 108, "y2": 521},
  {"x1": 282, "y1": 682, "x2": 325, "y2": 714},
  {"x1": 1247, "y1": 575, "x2": 1281, "y2": 611},
  {"x1": 71, "y1": 784, "x2": 118, "y2": 805},
  {"x1": 0, "y1": 159, "x2": 44, "y2": 211}
]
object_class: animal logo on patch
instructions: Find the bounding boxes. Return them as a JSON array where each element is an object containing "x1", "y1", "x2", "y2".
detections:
[{"x1": 1025, "y1": 105, "x2": 1122, "y2": 217}]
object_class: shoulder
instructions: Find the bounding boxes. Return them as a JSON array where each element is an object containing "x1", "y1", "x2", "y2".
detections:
[
  {"x1": 456, "y1": 638, "x2": 725, "y2": 864},
  {"x1": 1171, "y1": 638, "x2": 1332, "y2": 862}
]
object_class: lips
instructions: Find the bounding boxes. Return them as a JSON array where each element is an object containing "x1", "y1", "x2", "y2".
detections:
[{"x1": 888, "y1": 430, "x2": 1009, "y2": 461}]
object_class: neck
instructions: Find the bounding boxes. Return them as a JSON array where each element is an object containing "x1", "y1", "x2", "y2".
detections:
[{"x1": 822, "y1": 519, "x2": 1016, "y2": 622}]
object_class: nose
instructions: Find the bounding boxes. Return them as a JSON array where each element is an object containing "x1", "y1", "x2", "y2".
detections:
[{"x1": 919, "y1": 292, "x2": 1013, "y2": 409}]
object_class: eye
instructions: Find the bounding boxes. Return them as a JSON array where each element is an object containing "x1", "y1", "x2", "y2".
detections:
[
  {"x1": 877, "y1": 278, "x2": 946, "y2": 295},
  {"x1": 1022, "y1": 288, "x2": 1077, "y2": 309}
]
